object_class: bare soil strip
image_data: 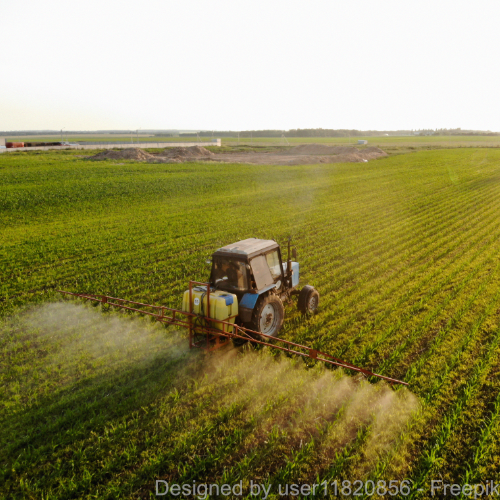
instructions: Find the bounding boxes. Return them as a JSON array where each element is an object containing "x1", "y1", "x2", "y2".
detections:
[{"x1": 88, "y1": 144, "x2": 387, "y2": 165}]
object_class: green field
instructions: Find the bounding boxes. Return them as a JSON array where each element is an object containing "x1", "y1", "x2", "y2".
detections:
[
  {"x1": 222, "y1": 135, "x2": 500, "y2": 156},
  {"x1": 2, "y1": 148, "x2": 500, "y2": 498},
  {"x1": 3, "y1": 134, "x2": 217, "y2": 144},
  {"x1": 5, "y1": 134, "x2": 500, "y2": 152}
]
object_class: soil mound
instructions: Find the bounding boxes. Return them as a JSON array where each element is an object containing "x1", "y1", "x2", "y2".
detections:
[
  {"x1": 284, "y1": 143, "x2": 387, "y2": 162},
  {"x1": 364, "y1": 146, "x2": 386, "y2": 154},
  {"x1": 86, "y1": 144, "x2": 386, "y2": 166},
  {"x1": 89, "y1": 148, "x2": 155, "y2": 161},
  {"x1": 287, "y1": 144, "x2": 339, "y2": 155},
  {"x1": 159, "y1": 146, "x2": 214, "y2": 158},
  {"x1": 286, "y1": 143, "x2": 376, "y2": 155},
  {"x1": 286, "y1": 143, "x2": 360, "y2": 155},
  {"x1": 88, "y1": 146, "x2": 215, "y2": 164},
  {"x1": 284, "y1": 153, "x2": 365, "y2": 165}
]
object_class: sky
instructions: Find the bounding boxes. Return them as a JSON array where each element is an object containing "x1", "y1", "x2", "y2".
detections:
[{"x1": 1, "y1": 0, "x2": 499, "y2": 132}]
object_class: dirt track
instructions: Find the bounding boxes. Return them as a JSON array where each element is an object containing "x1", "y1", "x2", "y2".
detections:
[{"x1": 88, "y1": 144, "x2": 387, "y2": 165}]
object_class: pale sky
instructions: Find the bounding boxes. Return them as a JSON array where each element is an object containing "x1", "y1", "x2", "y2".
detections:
[{"x1": 1, "y1": 0, "x2": 499, "y2": 132}]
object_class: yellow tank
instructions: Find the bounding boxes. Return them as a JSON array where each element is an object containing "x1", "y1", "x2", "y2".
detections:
[{"x1": 182, "y1": 286, "x2": 238, "y2": 333}]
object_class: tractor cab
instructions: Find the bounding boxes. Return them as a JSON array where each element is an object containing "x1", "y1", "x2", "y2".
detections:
[{"x1": 210, "y1": 238, "x2": 289, "y2": 297}]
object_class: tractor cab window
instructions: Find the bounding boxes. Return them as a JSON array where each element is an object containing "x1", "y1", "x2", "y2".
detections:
[
  {"x1": 250, "y1": 255, "x2": 274, "y2": 290},
  {"x1": 265, "y1": 250, "x2": 282, "y2": 280},
  {"x1": 212, "y1": 258, "x2": 248, "y2": 291}
]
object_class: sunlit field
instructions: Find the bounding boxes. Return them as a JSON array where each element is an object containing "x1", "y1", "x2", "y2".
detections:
[
  {"x1": 223, "y1": 135, "x2": 500, "y2": 155},
  {"x1": 5, "y1": 134, "x2": 500, "y2": 151},
  {"x1": 3, "y1": 134, "x2": 216, "y2": 144},
  {"x1": 2, "y1": 147, "x2": 500, "y2": 498}
]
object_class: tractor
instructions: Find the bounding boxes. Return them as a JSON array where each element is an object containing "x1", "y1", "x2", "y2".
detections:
[{"x1": 204, "y1": 238, "x2": 319, "y2": 340}]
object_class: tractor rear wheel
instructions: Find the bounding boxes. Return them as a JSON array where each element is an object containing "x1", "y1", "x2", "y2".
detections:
[
  {"x1": 298, "y1": 285, "x2": 319, "y2": 314},
  {"x1": 250, "y1": 294, "x2": 284, "y2": 339}
]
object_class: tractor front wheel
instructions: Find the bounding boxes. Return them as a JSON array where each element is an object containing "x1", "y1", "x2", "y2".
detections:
[
  {"x1": 250, "y1": 294, "x2": 284, "y2": 339},
  {"x1": 298, "y1": 285, "x2": 319, "y2": 314}
]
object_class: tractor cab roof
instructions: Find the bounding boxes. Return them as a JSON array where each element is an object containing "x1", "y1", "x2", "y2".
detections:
[{"x1": 212, "y1": 238, "x2": 279, "y2": 260}]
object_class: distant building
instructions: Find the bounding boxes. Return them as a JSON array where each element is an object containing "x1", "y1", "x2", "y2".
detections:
[{"x1": 357, "y1": 140, "x2": 368, "y2": 145}]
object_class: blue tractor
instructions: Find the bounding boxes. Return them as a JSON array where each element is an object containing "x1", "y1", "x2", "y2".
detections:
[{"x1": 208, "y1": 238, "x2": 319, "y2": 339}]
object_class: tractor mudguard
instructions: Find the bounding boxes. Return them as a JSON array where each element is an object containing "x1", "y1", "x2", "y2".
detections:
[{"x1": 239, "y1": 285, "x2": 276, "y2": 323}]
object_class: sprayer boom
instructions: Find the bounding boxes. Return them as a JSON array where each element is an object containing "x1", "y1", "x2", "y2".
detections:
[{"x1": 58, "y1": 285, "x2": 408, "y2": 387}]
